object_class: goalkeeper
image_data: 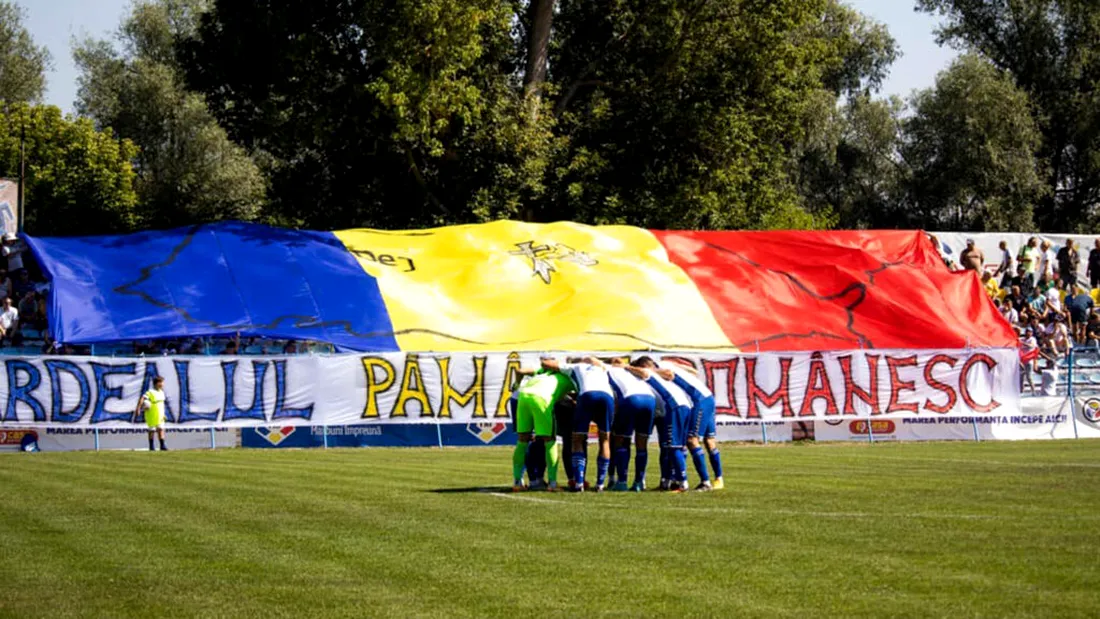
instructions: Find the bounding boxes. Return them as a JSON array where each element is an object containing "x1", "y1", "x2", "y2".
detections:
[
  {"x1": 134, "y1": 376, "x2": 169, "y2": 451},
  {"x1": 511, "y1": 363, "x2": 575, "y2": 492}
]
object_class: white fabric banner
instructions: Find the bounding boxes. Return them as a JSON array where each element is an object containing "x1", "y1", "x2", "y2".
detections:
[
  {"x1": 930, "y1": 231, "x2": 1098, "y2": 282},
  {"x1": 0, "y1": 349, "x2": 1019, "y2": 428},
  {"x1": 815, "y1": 396, "x2": 1085, "y2": 441}
]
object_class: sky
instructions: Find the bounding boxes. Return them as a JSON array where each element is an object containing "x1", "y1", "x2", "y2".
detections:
[{"x1": 18, "y1": 0, "x2": 959, "y2": 115}]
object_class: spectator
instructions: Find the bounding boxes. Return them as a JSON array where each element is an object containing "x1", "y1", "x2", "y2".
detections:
[
  {"x1": 1, "y1": 234, "x2": 26, "y2": 273},
  {"x1": 1086, "y1": 313, "x2": 1100, "y2": 345},
  {"x1": 1036, "y1": 272, "x2": 1055, "y2": 294},
  {"x1": 0, "y1": 270, "x2": 10, "y2": 300},
  {"x1": 283, "y1": 340, "x2": 300, "y2": 354},
  {"x1": 1018, "y1": 236, "x2": 1041, "y2": 278},
  {"x1": 960, "y1": 238, "x2": 984, "y2": 272},
  {"x1": 981, "y1": 271, "x2": 1000, "y2": 298},
  {"x1": 35, "y1": 292, "x2": 46, "y2": 327},
  {"x1": 16, "y1": 291, "x2": 42, "y2": 332},
  {"x1": 1000, "y1": 299, "x2": 1019, "y2": 326},
  {"x1": 1056, "y1": 239, "x2": 1080, "y2": 289},
  {"x1": 996, "y1": 240, "x2": 1014, "y2": 287},
  {"x1": 1009, "y1": 264, "x2": 1034, "y2": 297},
  {"x1": 1019, "y1": 327, "x2": 1046, "y2": 393},
  {"x1": 1049, "y1": 314, "x2": 1072, "y2": 358},
  {"x1": 1066, "y1": 286, "x2": 1095, "y2": 342},
  {"x1": 1038, "y1": 240, "x2": 1057, "y2": 280},
  {"x1": 1027, "y1": 287, "x2": 1048, "y2": 318},
  {"x1": 1045, "y1": 286, "x2": 1063, "y2": 316},
  {"x1": 0, "y1": 297, "x2": 19, "y2": 346},
  {"x1": 13, "y1": 270, "x2": 33, "y2": 299},
  {"x1": 928, "y1": 234, "x2": 957, "y2": 270},
  {"x1": 1006, "y1": 285, "x2": 1028, "y2": 314},
  {"x1": 1088, "y1": 239, "x2": 1100, "y2": 290},
  {"x1": 221, "y1": 340, "x2": 239, "y2": 355}
]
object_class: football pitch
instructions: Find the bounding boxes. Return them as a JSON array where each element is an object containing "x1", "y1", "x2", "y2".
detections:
[{"x1": 2, "y1": 441, "x2": 1099, "y2": 618}]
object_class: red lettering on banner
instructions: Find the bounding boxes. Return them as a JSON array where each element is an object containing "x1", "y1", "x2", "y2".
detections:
[
  {"x1": 837, "y1": 354, "x2": 880, "y2": 415},
  {"x1": 923, "y1": 354, "x2": 959, "y2": 414},
  {"x1": 886, "y1": 355, "x2": 919, "y2": 414},
  {"x1": 703, "y1": 359, "x2": 741, "y2": 417},
  {"x1": 798, "y1": 353, "x2": 839, "y2": 417},
  {"x1": 959, "y1": 353, "x2": 1001, "y2": 413},
  {"x1": 744, "y1": 357, "x2": 794, "y2": 419},
  {"x1": 660, "y1": 356, "x2": 696, "y2": 369}
]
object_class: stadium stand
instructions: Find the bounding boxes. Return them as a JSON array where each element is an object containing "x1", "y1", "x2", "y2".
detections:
[{"x1": 7, "y1": 223, "x2": 1100, "y2": 395}]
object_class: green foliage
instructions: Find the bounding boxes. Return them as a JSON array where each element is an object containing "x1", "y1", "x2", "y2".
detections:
[
  {"x1": 917, "y1": 0, "x2": 1100, "y2": 231},
  {"x1": 902, "y1": 54, "x2": 1046, "y2": 231},
  {"x1": 791, "y1": 93, "x2": 905, "y2": 229},
  {"x1": 0, "y1": 104, "x2": 139, "y2": 235},
  {"x1": 180, "y1": 0, "x2": 529, "y2": 229},
  {"x1": 0, "y1": 1, "x2": 51, "y2": 103},
  {"x1": 74, "y1": 0, "x2": 266, "y2": 228},
  {"x1": 543, "y1": 0, "x2": 841, "y2": 230},
  {"x1": 180, "y1": 0, "x2": 899, "y2": 231}
]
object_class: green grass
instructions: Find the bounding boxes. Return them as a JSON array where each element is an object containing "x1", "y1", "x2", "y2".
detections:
[{"x1": 2, "y1": 441, "x2": 1100, "y2": 618}]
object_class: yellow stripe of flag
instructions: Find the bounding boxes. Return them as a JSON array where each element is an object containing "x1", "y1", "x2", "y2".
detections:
[{"x1": 334, "y1": 221, "x2": 732, "y2": 351}]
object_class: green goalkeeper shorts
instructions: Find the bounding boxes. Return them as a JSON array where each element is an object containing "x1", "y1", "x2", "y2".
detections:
[{"x1": 515, "y1": 393, "x2": 554, "y2": 436}]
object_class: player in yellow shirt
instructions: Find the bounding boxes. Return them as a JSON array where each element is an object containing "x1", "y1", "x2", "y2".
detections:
[{"x1": 135, "y1": 376, "x2": 169, "y2": 451}]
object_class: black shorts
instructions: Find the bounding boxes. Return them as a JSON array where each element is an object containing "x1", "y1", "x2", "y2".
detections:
[{"x1": 553, "y1": 396, "x2": 575, "y2": 439}]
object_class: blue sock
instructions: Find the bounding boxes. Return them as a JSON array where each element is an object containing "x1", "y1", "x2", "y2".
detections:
[
  {"x1": 690, "y1": 446, "x2": 710, "y2": 482},
  {"x1": 659, "y1": 448, "x2": 671, "y2": 481},
  {"x1": 672, "y1": 449, "x2": 688, "y2": 484},
  {"x1": 634, "y1": 448, "x2": 648, "y2": 485},
  {"x1": 572, "y1": 452, "x2": 587, "y2": 487},
  {"x1": 526, "y1": 441, "x2": 545, "y2": 482},
  {"x1": 614, "y1": 446, "x2": 630, "y2": 482},
  {"x1": 709, "y1": 448, "x2": 723, "y2": 479},
  {"x1": 596, "y1": 456, "x2": 610, "y2": 487}
]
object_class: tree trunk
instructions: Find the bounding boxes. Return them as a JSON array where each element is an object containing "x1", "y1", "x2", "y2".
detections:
[
  {"x1": 520, "y1": 0, "x2": 553, "y2": 222},
  {"x1": 523, "y1": 0, "x2": 553, "y2": 99}
]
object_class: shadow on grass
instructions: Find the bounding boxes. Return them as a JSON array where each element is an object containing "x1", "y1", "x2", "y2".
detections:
[{"x1": 428, "y1": 486, "x2": 511, "y2": 494}]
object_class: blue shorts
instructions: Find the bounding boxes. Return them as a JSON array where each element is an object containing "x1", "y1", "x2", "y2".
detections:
[
  {"x1": 689, "y1": 396, "x2": 717, "y2": 439},
  {"x1": 574, "y1": 391, "x2": 615, "y2": 434},
  {"x1": 662, "y1": 405, "x2": 692, "y2": 449},
  {"x1": 611, "y1": 394, "x2": 656, "y2": 437}
]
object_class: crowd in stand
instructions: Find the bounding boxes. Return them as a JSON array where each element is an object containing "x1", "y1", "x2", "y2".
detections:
[
  {"x1": 0, "y1": 234, "x2": 51, "y2": 350},
  {"x1": 939, "y1": 236, "x2": 1100, "y2": 394}
]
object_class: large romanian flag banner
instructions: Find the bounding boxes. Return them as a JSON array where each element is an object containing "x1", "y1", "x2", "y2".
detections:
[{"x1": 25, "y1": 221, "x2": 1016, "y2": 352}]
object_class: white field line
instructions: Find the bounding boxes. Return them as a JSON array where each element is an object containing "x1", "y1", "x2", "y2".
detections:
[
  {"x1": 482, "y1": 490, "x2": 1100, "y2": 521},
  {"x1": 850, "y1": 455, "x2": 1100, "y2": 469}
]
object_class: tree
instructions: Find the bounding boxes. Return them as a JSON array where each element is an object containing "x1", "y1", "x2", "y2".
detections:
[
  {"x1": 917, "y1": 0, "x2": 1100, "y2": 231},
  {"x1": 0, "y1": 104, "x2": 139, "y2": 235},
  {"x1": 0, "y1": 1, "x2": 50, "y2": 104},
  {"x1": 901, "y1": 54, "x2": 1046, "y2": 231},
  {"x1": 180, "y1": 0, "x2": 532, "y2": 229},
  {"x1": 540, "y1": 0, "x2": 837, "y2": 230},
  {"x1": 786, "y1": 1, "x2": 901, "y2": 228},
  {"x1": 792, "y1": 93, "x2": 906, "y2": 229},
  {"x1": 74, "y1": 0, "x2": 265, "y2": 228},
  {"x1": 180, "y1": 0, "x2": 901, "y2": 231}
]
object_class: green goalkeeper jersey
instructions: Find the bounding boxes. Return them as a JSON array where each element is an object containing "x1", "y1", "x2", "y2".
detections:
[{"x1": 517, "y1": 369, "x2": 574, "y2": 406}]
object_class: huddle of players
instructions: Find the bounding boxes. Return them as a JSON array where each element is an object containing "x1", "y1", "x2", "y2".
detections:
[{"x1": 510, "y1": 356, "x2": 724, "y2": 493}]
